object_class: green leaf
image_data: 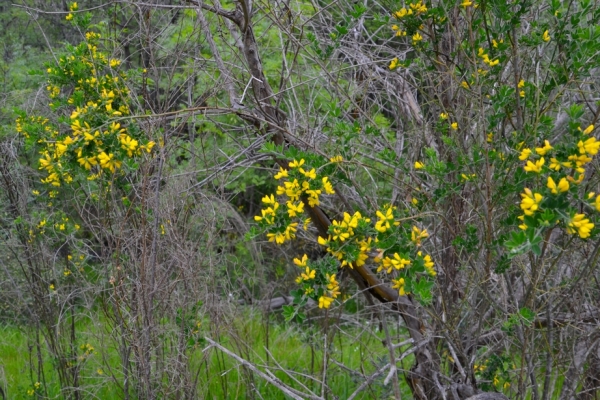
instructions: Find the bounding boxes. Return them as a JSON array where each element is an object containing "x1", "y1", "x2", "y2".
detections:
[
  {"x1": 413, "y1": 279, "x2": 434, "y2": 305},
  {"x1": 282, "y1": 305, "x2": 296, "y2": 322},
  {"x1": 519, "y1": 307, "x2": 535, "y2": 325}
]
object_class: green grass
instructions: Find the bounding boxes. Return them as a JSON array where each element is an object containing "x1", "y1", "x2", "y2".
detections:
[{"x1": 0, "y1": 311, "x2": 411, "y2": 399}]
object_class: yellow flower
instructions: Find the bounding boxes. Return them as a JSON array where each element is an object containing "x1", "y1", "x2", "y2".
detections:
[
  {"x1": 330, "y1": 155, "x2": 343, "y2": 163},
  {"x1": 578, "y1": 137, "x2": 600, "y2": 155},
  {"x1": 143, "y1": 141, "x2": 156, "y2": 153},
  {"x1": 518, "y1": 79, "x2": 525, "y2": 88},
  {"x1": 518, "y1": 215, "x2": 527, "y2": 230},
  {"x1": 535, "y1": 140, "x2": 553, "y2": 155},
  {"x1": 286, "y1": 200, "x2": 304, "y2": 217},
  {"x1": 293, "y1": 254, "x2": 308, "y2": 268},
  {"x1": 542, "y1": 30, "x2": 551, "y2": 42},
  {"x1": 411, "y1": 226, "x2": 429, "y2": 246},
  {"x1": 109, "y1": 59, "x2": 121, "y2": 68},
  {"x1": 518, "y1": 148, "x2": 532, "y2": 160},
  {"x1": 547, "y1": 176, "x2": 569, "y2": 194},
  {"x1": 414, "y1": 161, "x2": 425, "y2": 169},
  {"x1": 327, "y1": 274, "x2": 341, "y2": 298},
  {"x1": 97, "y1": 152, "x2": 122, "y2": 173},
  {"x1": 409, "y1": 1, "x2": 427, "y2": 13},
  {"x1": 594, "y1": 195, "x2": 600, "y2": 212},
  {"x1": 392, "y1": 277, "x2": 406, "y2": 296},
  {"x1": 280, "y1": 179, "x2": 301, "y2": 200},
  {"x1": 523, "y1": 157, "x2": 545, "y2": 173},
  {"x1": 77, "y1": 156, "x2": 97, "y2": 170},
  {"x1": 274, "y1": 167, "x2": 288, "y2": 180},
  {"x1": 520, "y1": 188, "x2": 543, "y2": 216},
  {"x1": 322, "y1": 177, "x2": 335, "y2": 194},
  {"x1": 461, "y1": 0, "x2": 473, "y2": 7},
  {"x1": 266, "y1": 232, "x2": 285, "y2": 244},
  {"x1": 582, "y1": 124, "x2": 594, "y2": 135},
  {"x1": 461, "y1": 81, "x2": 469, "y2": 89},
  {"x1": 420, "y1": 253, "x2": 436, "y2": 276},
  {"x1": 391, "y1": 253, "x2": 411, "y2": 270},
  {"x1": 567, "y1": 213, "x2": 594, "y2": 238},
  {"x1": 412, "y1": 32, "x2": 423, "y2": 44},
  {"x1": 305, "y1": 188, "x2": 322, "y2": 206},
  {"x1": 289, "y1": 159, "x2": 305, "y2": 168},
  {"x1": 49, "y1": 284, "x2": 55, "y2": 291},
  {"x1": 391, "y1": 25, "x2": 406, "y2": 36},
  {"x1": 319, "y1": 296, "x2": 334, "y2": 309},
  {"x1": 487, "y1": 133, "x2": 493, "y2": 143},
  {"x1": 389, "y1": 57, "x2": 400, "y2": 70},
  {"x1": 440, "y1": 113, "x2": 448, "y2": 120},
  {"x1": 303, "y1": 217, "x2": 311, "y2": 231},
  {"x1": 377, "y1": 257, "x2": 393, "y2": 273},
  {"x1": 375, "y1": 206, "x2": 396, "y2": 233},
  {"x1": 520, "y1": 90, "x2": 525, "y2": 98},
  {"x1": 451, "y1": 122, "x2": 458, "y2": 130},
  {"x1": 487, "y1": 58, "x2": 499, "y2": 67},
  {"x1": 298, "y1": 266, "x2": 316, "y2": 282},
  {"x1": 39, "y1": 152, "x2": 53, "y2": 171},
  {"x1": 66, "y1": 13, "x2": 74, "y2": 21},
  {"x1": 394, "y1": 8, "x2": 408, "y2": 18},
  {"x1": 120, "y1": 135, "x2": 139, "y2": 157},
  {"x1": 549, "y1": 157, "x2": 561, "y2": 171},
  {"x1": 69, "y1": 2, "x2": 78, "y2": 11},
  {"x1": 567, "y1": 173, "x2": 585, "y2": 185},
  {"x1": 299, "y1": 167, "x2": 317, "y2": 179}
]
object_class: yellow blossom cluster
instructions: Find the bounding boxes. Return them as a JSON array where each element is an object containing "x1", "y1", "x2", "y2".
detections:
[
  {"x1": 516, "y1": 124, "x2": 599, "y2": 238},
  {"x1": 78, "y1": 343, "x2": 96, "y2": 362},
  {"x1": 292, "y1": 254, "x2": 341, "y2": 309},
  {"x1": 255, "y1": 158, "x2": 336, "y2": 245},
  {"x1": 320, "y1": 274, "x2": 341, "y2": 308},
  {"x1": 477, "y1": 47, "x2": 500, "y2": 67},
  {"x1": 256, "y1": 157, "x2": 437, "y2": 308},
  {"x1": 17, "y1": 33, "x2": 155, "y2": 187},
  {"x1": 542, "y1": 30, "x2": 551, "y2": 42},
  {"x1": 274, "y1": 159, "x2": 335, "y2": 207},
  {"x1": 411, "y1": 226, "x2": 429, "y2": 246},
  {"x1": 520, "y1": 188, "x2": 542, "y2": 216},
  {"x1": 254, "y1": 194, "x2": 298, "y2": 244},
  {"x1": 519, "y1": 125, "x2": 597, "y2": 182},
  {"x1": 315, "y1": 203, "x2": 436, "y2": 297},
  {"x1": 375, "y1": 205, "x2": 400, "y2": 233},
  {"x1": 567, "y1": 214, "x2": 594, "y2": 239},
  {"x1": 391, "y1": 1, "x2": 427, "y2": 45},
  {"x1": 418, "y1": 251, "x2": 436, "y2": 276},
  {"x1": 318, "y1": 212, "x2": 372, "y2": 267},
  {"x1": 391, "y1": 25, "x2": 407, "y2": 37},
  {"x1": 377, "y1": 252, "x2": 411, "y2": 274}
]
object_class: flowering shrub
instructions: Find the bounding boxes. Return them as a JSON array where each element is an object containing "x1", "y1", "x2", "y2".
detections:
[
  {"x1": 16, "y1": 10, "x2": 154, "y2": 188},
  {"x1": 253, "y1": 151, "x2": 437, "y2": 319},
  {"x1": 507, "y1": 119, "x2": 598, "y2": 255}
]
